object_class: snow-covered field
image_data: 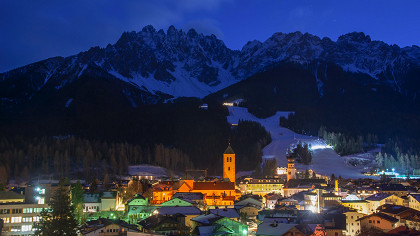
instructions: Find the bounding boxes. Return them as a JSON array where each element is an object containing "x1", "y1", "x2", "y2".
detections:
[{"x1": 226, "y1": 106, "x2": 370, "y2": 178}]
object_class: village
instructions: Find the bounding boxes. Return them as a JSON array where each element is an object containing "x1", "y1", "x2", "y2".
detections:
[{"x1": 2, "y1": 144, "x2": 420, "y2": 236}]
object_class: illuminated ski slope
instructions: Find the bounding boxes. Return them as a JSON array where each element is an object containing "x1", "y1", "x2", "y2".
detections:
[{"x1": 226, "y1": 106, "x2": 366, "y2": 178}]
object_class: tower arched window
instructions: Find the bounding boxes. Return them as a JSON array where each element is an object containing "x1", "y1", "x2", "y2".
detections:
[{"x1": 227, "y1": 157, "x2": 229, "y2": 162}]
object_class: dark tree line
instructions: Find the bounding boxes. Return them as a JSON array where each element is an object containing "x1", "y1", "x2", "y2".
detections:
[
  {"x1": 0, "y1": 136, "x2": 193, "y2": 184},
  {"x1": 318, "y1": 126, "x2": 378, "y2": 156},
  {"x1": 231, "y1": 120, "x2": 272, "y2": 171},
  {"x1": 376, "y1": 139, "x2": 420, "y2": 175},
  {"x1": 288, "y1": 142, "x2": 312, "y2": 164},
  {"x1": 0, "y1": 121, "x2": 272, "y2": 184}
]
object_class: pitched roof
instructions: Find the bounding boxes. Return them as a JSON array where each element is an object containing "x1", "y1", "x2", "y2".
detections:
[
  {"x1": 385, "y1": 226, "x2": 420, "y2": 235},
  {"x1": 80, "y1": 218, "x2": 140, "y2": 234},
  {"x1": 210, "y1": 208, "x2": 240, "y2": 218},
  {"x1": 357, "y1": 212, "x2": 399, "y2": 223},
  {"x1": 377, "y1": 204, "x2": 413, "y2": 215},
  {"x1": 224, "y1": 145, "x2": 235, "y2": 154},
  {"x1": 138, "y1": 214, "x2": 184, "y2": 230},
  {"x1": 410, "y1": 194, "x2": 420, "y2": 203},
  {"x1": 84, "y1": 193, "x2": 100, "y2": 203},
  {"x1": 256, "y1": 222, "x2": 298, "y2": 236},
  {"x1": 193, "y1": 181, "x2": 235, "y2": 190},
  {"x1": 191, "y1": 214, "x2": 224, "y2": 225},
  {"x1": 157, "y1": 206, "x2": 201, "y2": 216},
  {"x1": 365, "y1": 193, "x2": 391, "y2": 201},
  {"x1": 173, "y1": 192, "x2": 204, "y2": 201}
]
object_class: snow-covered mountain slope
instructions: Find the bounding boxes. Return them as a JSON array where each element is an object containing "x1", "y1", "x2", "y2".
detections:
[
  {"x1": 1, "y1": 26, "x2": 420, "y2": 109},
  {"x1": 226, "y1": 106, "x2": 367, "y2": 178}
]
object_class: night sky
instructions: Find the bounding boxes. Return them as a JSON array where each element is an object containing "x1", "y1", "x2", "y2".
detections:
[{"x1": 1, "y1": 0, "x2": 419, "y2": 73}]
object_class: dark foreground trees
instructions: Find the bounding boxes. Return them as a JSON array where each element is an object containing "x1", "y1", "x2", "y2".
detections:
[{"x1": 34, "y1": 181, "x2": 78, "y2": 236}]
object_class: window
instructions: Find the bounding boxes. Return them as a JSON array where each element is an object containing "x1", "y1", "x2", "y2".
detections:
[
  {"x1": 2, "y1": 217, "x2": 10, "y2": 223},
  {"x1": 351, "y1": 216, "x2": 354, "y2": 219},
  {"x1": 33, "y1": 216, "x2": 40, "y2": 222},
  {"x1": 377, "y1": 220, "x2": 380, "y2": 224},
  {"x1": 34, "y1": 208, "x2": 43, "y2": 213},
  {"x1": 228, "y1": 167, "x2": 230, "y2": 171},
  {"x1": 22, "y1": 225, "x2": 32, "y2": 232},
  {"x1": 11, "y1": 217, "x2": 22, "y2": 223},
  {"x1": 369, "y1": 220, "x2": 372, "y2": 223},
  {"x1": 227, "y1": 157, "x2": 229, "y2": 162},
  {"x1": 23, "y1": 208, "x2": 33, "y2": 213},
  {"x1": 23, "y1": 217, "x2": 32, "y2": 222}
]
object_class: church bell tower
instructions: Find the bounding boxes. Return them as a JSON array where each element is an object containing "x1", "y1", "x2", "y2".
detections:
[
  {"x1": 223, "y1": 144, "x2": 236, "y2": 183},
  {"x1": 287, "y1": 155, "x2": 296, "y2": 182}
]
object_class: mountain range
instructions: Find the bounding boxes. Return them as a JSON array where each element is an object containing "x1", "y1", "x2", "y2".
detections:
[{"x1": 2, "y1": 25, "x2": 420, "y2": 111}]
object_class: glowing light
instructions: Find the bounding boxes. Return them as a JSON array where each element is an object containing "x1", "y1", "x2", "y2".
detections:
[
  {"x1": 310, "y1": 144, "x2": 332, "y2": 150},
  {"x1": 242, "y1": 229, "x2": 247, "y2": 235},
  {"x1": 35, "y1": 187, "x2": 40, "y2": 192}
]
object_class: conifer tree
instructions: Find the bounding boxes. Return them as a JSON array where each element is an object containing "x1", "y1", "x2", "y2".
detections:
[
  {"x1": 71, "y1": 181, "x2": 85, "y2": 224},
  {"x1": 34, "y1": 181, "x2": 77, "y2": 235}
]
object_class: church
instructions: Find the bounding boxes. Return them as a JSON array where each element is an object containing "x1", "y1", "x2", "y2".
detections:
[{"x1": 152, "y1": 144, "x2": 241, "y2": 208}]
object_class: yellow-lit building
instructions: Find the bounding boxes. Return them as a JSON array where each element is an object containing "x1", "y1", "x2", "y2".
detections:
[
  {"x1": 223, "y1": 144, "x2": 236, "y2": 183},
  {"x1": 151, "y1": 145, "x2": 240, "y2": 207},
  {"x1": 342, "y1": 200, "x2": 370, "y2": 215},
  {"x1": 238, "y1": 178, "x2": 284, "y2": 196},
  {"x1": 365, "y1": 193, "x2": 405, "y2": 214},
  {"x1": 408, "y1": 194, "x2": 420, "y2": 211},
  {"x1": 344, "y1": 211, "x2": 365, "y2": 236}
]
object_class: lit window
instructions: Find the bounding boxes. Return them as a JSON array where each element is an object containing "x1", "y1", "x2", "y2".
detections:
[
  {"x1": 11, "y1": 216, "x2": 22, "y2": 223},
  {"x1": 38, "y1": 197, "x2": 45, "y2": 204},
  {"x1": 22, "y1": 225, "x2": 32, "y2": 232}
]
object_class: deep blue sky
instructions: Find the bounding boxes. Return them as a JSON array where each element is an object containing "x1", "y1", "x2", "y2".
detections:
[{"x1": 1, "y1": 0, "x2": 420, "y2": 72}]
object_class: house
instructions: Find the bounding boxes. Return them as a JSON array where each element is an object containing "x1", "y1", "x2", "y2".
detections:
[
  {"x1": 79, "y1": 218, "x2": 141, "y2": 235},
  {"x1": 408, "y1": 194, "x2": 420, "y2": 211},
  {"x1": 209, "y1": 208, "x2": 240, "y2": 221},
  {"x1": 192, "y1": 181, "x2": 238, "y2": 207},
  {"x1": 357, "y1": 212, "x2": 399, "y2": 232},
  {"x1": 341, "y1": 200, "x2": 370, "y2": 215},
  {"x1": 196, "y1": 217, "x2": 248, "y2": 236},
  {"x1": 152, "y1": 183, "x2": 174, "y2": 204},
  {"x1": 172, "y1": 192, "x2": 205, "y2": 209},
  {"x1": 156, "y1": 206, "x2": 201, "y2": 228},
  {"x1": 84, "y1": 193, "x2": 101, "y2": 213},
  {"x1": 126, "y1": 195, "x2": 157, "y2": 223},
  {"x1": 161, "y1": 197, "x2": 193, "y2": 207},
  {"x1": 138, "y1": 214, "x2": 188, "y2": 235},
  {"x1": 0, "y1": 194, "x2": 49, "y2": 236},
  {"x1": 265, "y1": 194, "x2": 282, "y2": 209},
  {"x1": 365, "y1": 193, "x2": 404, "y2": 214},
  {"x1": 379, "y1": 184, "x2": 408, "y2": 197},
  {"x1": 257, "y1": 209, "x2": 298, "y2": 223},
  {"x1": 323, "y1": 213, "x2": 346, "y2": 236},
  {"x1": 344, "y1": 210, "x2": 365, "y2": 236},
  {"x1": 238, "y1": 178, "x2": 285, "y2": 196},
  {"x1": 190, "y1": 213, "x2": 224, "y2": 232},
  {"x1": 256, "y1": 221, "x2": 305, "y2": 236},
  {"x1": 377, "y1": 204, "x2": 419, "y2": 219},
  {"x1": 385, "y1": 226, "x2": 420, "y2": 235},
  {"x1": 101, "y1": 191, "x2": 117, "y2": 211},
  {"x1": 235, "y1": 197, "x2": 263, "y2": 219}
]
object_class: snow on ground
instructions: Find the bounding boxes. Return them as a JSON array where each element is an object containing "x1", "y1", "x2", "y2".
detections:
[
  {"x1": 226, "y1": 106, "x2": 368, "y2": 178},
  {"x1": 128, "y1": 164, "x2": 168, "y2": 177}
]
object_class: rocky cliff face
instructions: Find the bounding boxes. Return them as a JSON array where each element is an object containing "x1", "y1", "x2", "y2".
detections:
[{"x1": 1, "y1": 26, "x2": 420, "y2": 110}]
